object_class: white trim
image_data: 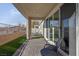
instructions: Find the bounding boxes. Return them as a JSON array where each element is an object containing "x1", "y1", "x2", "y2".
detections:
[{"x1": 44, "y1": 28, "x2": 56, "y2": 45}]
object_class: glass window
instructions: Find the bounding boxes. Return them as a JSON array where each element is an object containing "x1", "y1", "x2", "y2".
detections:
[
  {"x1": 48, "y1": 10, "x2": 60, "y2": 43},
  {"x1": 46, "y1": 19, "x2": 48, "y2": 38},
  {"x1": 60, "y1": 3, "x2": 76, "y2": 55},
  {"x1": 49, "y1": 16, "x2": 53, "y2": 41},
  {"x1": 45, "y1": 19, "x2": 50, "y2": 39},
  {"x1": 47, "y1": 18, "x2": 50, "y2": 39},
  {"x1": 53, "y1": 10, "x2": 60, "y2": 43}
]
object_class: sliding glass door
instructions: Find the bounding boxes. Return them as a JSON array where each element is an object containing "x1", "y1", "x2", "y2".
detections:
[
  {"x1": 53, "y1": 10, "x2": 60, "y2": 43},
  {"x1": 48, "y1": 10, "x2": 60, "y2": 44},
  {"x1": 60, "y1": 3, "x2": 76, "y2": 55}
]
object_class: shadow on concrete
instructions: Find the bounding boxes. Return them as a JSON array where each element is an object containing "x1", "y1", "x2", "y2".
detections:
[{"x1": 40, "y1": 45, "x2": 60, "y2": 56}]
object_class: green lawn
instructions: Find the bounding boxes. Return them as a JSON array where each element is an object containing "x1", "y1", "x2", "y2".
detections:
[{"x1": 0, "y1": 35, "x2": 26, "y2": 56}]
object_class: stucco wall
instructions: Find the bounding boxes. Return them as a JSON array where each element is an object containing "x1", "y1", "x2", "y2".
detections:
[{"x1": 69, "y1": 12, "x2": 76, "y2": 56}]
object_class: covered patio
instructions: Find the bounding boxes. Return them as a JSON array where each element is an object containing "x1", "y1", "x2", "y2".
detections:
[
  {"x1": 13, "y1": 3, "x2": 64, "y2": 56},
  {"x1": 14, "y1": 3, "x2": 63, "y2": 40},
  {"x1": 13, "y1": 3, "x2": 69, "y2": 56}
]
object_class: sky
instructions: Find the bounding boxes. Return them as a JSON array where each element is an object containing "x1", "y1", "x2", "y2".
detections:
[{"x1": 0, "y1": 3, "x2": 28, "y2": 27}]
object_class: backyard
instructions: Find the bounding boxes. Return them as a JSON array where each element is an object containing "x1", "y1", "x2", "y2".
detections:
[{"x1": 0, "y1": 35, "x2": 26, "y2": 56}]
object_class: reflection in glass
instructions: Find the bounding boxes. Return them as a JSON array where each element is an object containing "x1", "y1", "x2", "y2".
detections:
[
  {"x1": 60, "y1": 3, "x2": 76, "y2": 55},
  {"x1": 48, "y1": 10, "x2": 60, "y2": 43},
  {"x1": 53, "y1": 10, "x2": 59, "y2": 43}
]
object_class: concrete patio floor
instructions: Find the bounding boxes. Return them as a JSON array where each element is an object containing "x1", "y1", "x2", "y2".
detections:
[{"x1": 21, "y1": 38, "x2": 59, "y2": 56}]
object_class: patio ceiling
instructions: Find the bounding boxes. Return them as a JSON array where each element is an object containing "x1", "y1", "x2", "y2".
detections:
[{"x1": 14, "y1": 3, "x2": 60, "y2": 20}]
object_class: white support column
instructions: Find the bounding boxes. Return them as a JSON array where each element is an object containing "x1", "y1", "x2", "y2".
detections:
[
  {"x1": 26, "y1": 19, "x2": 31, "y2": 40},
  {"x1": 28, "y1": 20, "x2": 31, "y2": 40},
  {"x1": 26, "y1": 21, "x2": 29, "y2": 39}
]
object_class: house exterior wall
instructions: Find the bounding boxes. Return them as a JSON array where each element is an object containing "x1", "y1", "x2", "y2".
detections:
[
  {"x1": 42, "y1": 3, "x2": 77, "y2": 56},
  {"x1": 25, "y1": 3, "x2": 79, "y2": 56},
  {"x1": 43, "y1": 4, "x2": 63, "y2": 45},
  {"x1": 69, "y1": 10, "x2": 76, "y2": 56}
]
